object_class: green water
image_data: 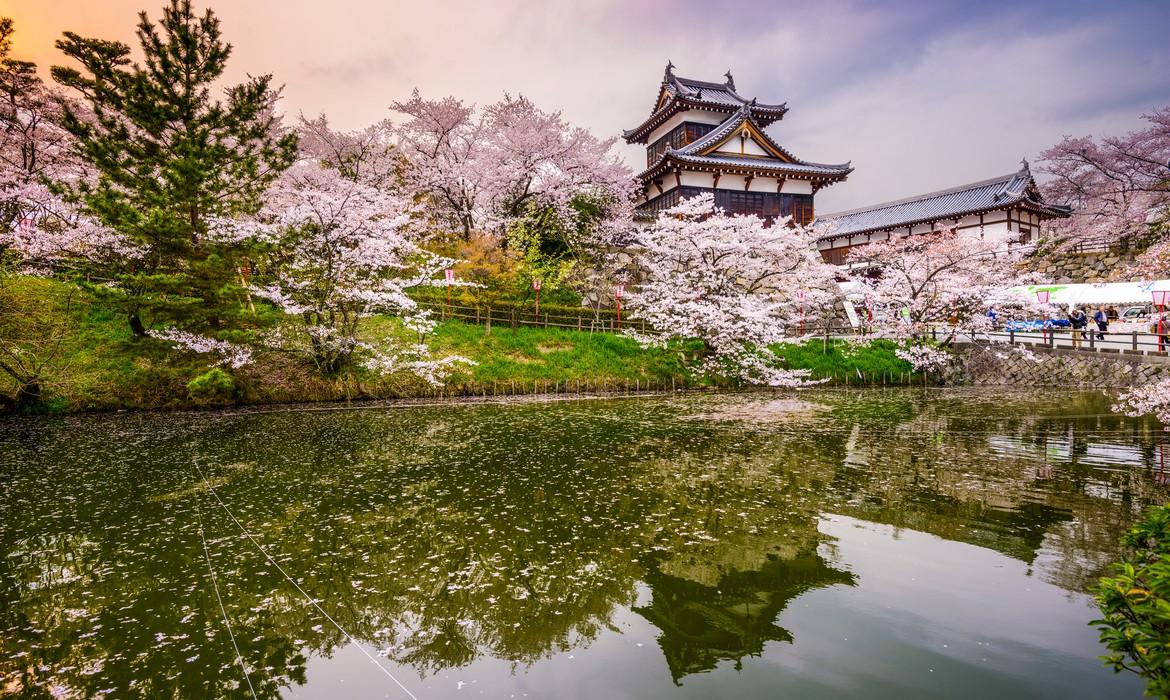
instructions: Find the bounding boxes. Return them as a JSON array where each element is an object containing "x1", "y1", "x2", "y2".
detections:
[{"x1": 0, "y1": 388, "x2": 1162, "y2": 699}]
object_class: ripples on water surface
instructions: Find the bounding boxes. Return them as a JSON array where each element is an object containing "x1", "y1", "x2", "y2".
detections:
[{"x1": 0, "y1": 388, "x2": 1165, "y2": 698}]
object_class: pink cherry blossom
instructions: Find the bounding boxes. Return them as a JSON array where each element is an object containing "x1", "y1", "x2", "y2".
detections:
[
  {"x1": 391, "y1": 91, "x2": 633, "y2": 238},
  {"x1": 845, "y1": 227, "x2": 1033, "y2": 340},
  {"x1": 894, "y1": 345, "x2": 951, "y2": 373},
  {"x1": 1039, "y1": 106, "x2": 1170, "y2": 249},
  {"x1": 1116, "y1": 377, "x2": 1170, "y2": 430},
  {"x1": 216, "y1": 118, "x2": 471, "y2": 380},
  {"x1": 147, "y1": 328, "x2": 254, "y2": 369},
  {"x1": 623, "y1": 193, "x2": 838, "y2": 387}
]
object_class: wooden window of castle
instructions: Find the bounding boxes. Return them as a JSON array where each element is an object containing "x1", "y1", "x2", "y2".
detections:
[
  {"x1": 684, "y1": 123, "x2": 715, "y2": 144},
  {"x1": 728, "y1": 191, "x2": 765, "y2": 216},
  {"x1": 647, "y1": 123, "x2": 717, "y2": 166},
  {"x1": 791, "y1": 196, "x2": 814, "y2": 226}
]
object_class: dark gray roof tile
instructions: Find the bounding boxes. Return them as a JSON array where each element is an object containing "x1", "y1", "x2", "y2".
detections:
[{"x1": 816, "y1": 164, "x2": 1070, "y2": 239}]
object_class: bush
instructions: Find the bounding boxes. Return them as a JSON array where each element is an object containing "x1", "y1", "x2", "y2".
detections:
[
  {"x1": 186, "y1": 368, "x2": 236, "y2": 406},
  {"x1": 1094, "y1": 505, "x2": 1170, "y2": 697}
]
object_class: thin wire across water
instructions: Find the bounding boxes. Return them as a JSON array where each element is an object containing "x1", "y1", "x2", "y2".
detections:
[{"x1": 191, "y1": 457, "x2": 421, "y2": 700}]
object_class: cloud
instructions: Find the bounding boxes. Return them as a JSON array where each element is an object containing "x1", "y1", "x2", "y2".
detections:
[{"x1": 8, "y1": 0, "x2": 1168, "y2": 212}]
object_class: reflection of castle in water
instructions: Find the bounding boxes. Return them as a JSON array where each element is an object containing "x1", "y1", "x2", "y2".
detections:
[{"x1": 636, "y1": 550, "x2": 854, "y2": 683}]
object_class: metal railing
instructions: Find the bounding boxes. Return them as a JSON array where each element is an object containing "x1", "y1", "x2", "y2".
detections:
[
  {"x1": 818, "y1": 322, "x2": 1170, "y2": 357},
  {"x1": 956, "y1": 325, "x2": 1170, "y2": 356}
]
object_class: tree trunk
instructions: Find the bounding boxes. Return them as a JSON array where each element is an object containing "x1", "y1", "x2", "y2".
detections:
[
  {"x1": 129, "y1": 312, "x2": 147, "y2": 337},
  {"x1": 9, "y1": 381, "x2": 42, "y2": 412}
]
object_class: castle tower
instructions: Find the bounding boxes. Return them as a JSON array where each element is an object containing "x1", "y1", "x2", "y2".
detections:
[{"x1": 624, "y1": 63, "x2": 852, "y2": 223}]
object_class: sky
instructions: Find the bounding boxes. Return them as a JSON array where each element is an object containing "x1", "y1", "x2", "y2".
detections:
[{"x1": 6, "y1": 0, "x2": 1170, "y2": 213}]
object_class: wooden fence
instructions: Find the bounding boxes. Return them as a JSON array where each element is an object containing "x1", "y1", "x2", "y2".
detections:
[{"x1": 417, "y1": 300, "x2": 651, "y2": 333}]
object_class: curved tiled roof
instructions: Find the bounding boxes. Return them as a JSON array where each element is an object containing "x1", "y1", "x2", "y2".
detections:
[
  {"x1": 816, "y1": 163, "x2": 1071, "y2": 240},
  {"x1": 666, "y1": 75, "x2": 786, "y2": 112},
  {"x1": 675, "y1": 103, "x2": 800, "y2": 162},
  {"x1": 623, "y1": 64, "x2": 788, "y2": 144},
  {"x1": 636, "y1": 106, "x2": 852, "y2": 182},
  {"x1": 668, "y1": 153, "x2": 852, "y2": 176}
]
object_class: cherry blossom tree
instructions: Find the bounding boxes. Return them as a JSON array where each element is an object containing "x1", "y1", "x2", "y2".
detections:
[
  {"x1": 845, "y1": 228, "x2": 1033, "y2": 341},
  {"x1": 1039, "y1": 106, "x2": 1170, "y2": 247},
  {"x1": 0, "y1": 17, "x2": 66, "y2": 247},
  {"x1": 391, "y1": 91, "x2": 479, "y2": 236},
  {"x1": 894, "y1": 345, "x2": 952, "y2": 374},
  {"x1": 0, "y1": 18, "x2": 131, "y2": 270},
  {"x1": 392, "y1": 91, "x2": 633, "y2": 239},
  {"x1": 623, "y1": 193, "x2": 837, "y2": 386},
  {"x1": 1116, "y1": 377, "x2": 1170, "y2": 430},
  {"x1": 217, "y1": 119, "x2": 470, "y2": 381}
]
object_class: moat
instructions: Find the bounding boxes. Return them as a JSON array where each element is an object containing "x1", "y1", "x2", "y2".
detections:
[{"x1": 0, "y1": 388, "x2": 1161, "y2": 698}]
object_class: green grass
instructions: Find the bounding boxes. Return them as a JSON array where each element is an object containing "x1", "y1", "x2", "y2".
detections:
[
  {"x1": 430, "y1": 320, "x2": 689, "y2": 386},
  {"x1": 772, "y1": 338, "x2": 917, "y2": 384},
  {"x1": 1, "y1": 276, "x2": 916, "y2": 413}
]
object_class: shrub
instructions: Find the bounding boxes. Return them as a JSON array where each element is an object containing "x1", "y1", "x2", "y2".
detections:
[
  {"x1": 186, "y1": 368, "x2": 237, "y2": 406},
  {"x1": 1094, "y1": 505, "x2": 1170, "y2": 697}
]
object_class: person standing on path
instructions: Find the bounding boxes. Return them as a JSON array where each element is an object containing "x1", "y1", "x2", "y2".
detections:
[
  {"x1": 1093, "y1": 306, "x2": 1108, "y2": 340},
  {"x1": 1068, "y1": 306, "x2": 1087, "y2": 348}
]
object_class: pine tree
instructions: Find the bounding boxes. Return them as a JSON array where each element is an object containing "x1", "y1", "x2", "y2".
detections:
[{"x1": 51, "y1": 0, "x2": 296, "y2": 336}]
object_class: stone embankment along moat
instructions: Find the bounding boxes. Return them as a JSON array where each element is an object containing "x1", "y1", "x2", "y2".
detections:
[{"x1": 958, "y1": 342, "x2": 1170, "y2": 388}]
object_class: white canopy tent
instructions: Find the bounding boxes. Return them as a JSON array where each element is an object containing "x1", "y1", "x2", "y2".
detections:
[{"x1": 1012, "y1": 281, "x2": 1170, "y2": 308}]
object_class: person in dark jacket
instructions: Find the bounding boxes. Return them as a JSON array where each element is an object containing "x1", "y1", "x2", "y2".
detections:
[
  {"x1": 1068, "y1": 307, "x2": 1088, "y2": 348},
  {"x1": 1093, "y1": 306, "x2": 1108, "y2": 340}
]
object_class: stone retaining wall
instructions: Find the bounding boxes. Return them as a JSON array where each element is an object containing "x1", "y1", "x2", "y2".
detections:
[
  {"x1": 1024, "y1": 249, "x2": 1138, "y2": 284},
  {"x1": 958, "y1": 344, "x2": 1170, "y2": 388}
]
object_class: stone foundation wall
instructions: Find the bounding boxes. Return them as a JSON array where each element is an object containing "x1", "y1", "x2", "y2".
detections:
[
  {"x1": 1024, "y1": 249, "x2": 1138, "y2": 284},
  {"x1": 958, "y1": 344, "x2": 1170, "y2": 388}
]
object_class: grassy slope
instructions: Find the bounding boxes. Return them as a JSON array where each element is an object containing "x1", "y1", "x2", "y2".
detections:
[
  {"x1": 771, "y1": 338, "x2": 916, "y2": 384},
  {"x1": 1, "y1": 277, "x2": 915, "y2": 413}
]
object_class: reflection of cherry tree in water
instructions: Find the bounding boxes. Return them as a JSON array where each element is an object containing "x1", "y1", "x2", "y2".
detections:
[
  {"x1": 0, "y1": 404, "x2": 852, "y2": 696},
  {"x1": 1156, "y1": 444, "x2": 1170, "y2": 487},
  {"x1": 828, "y1": 390, "x2": 1170, "y2": 592}
]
